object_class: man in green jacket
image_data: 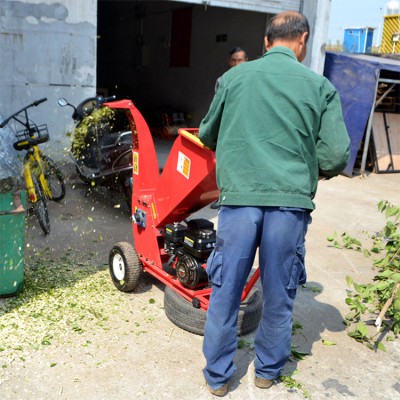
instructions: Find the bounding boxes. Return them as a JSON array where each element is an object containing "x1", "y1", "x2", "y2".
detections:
[{"x1": 199, "y1": 11, "x2": 350, "y2": 397}]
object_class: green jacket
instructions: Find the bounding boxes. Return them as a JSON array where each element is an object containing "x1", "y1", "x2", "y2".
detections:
[{"x1": 199, "y1": 47, "x2": 350, "y2": 210}]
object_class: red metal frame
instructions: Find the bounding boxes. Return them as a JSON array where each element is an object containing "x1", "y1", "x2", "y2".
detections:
[{"x1": 106, "y1": 99, "x2": 259, "y2": 311}]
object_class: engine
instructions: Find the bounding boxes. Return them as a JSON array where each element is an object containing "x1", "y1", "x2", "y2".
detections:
[{"x1": 164, "y1": 219, "x2": 216, "y2": 289}]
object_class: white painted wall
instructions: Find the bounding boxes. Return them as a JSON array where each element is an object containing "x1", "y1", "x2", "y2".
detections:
[{"x1": 301, "y1": 0, "x2": 332, "y2": 74}]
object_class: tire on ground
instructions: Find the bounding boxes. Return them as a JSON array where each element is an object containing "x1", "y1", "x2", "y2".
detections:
[
  {"x1": 42, "y1": 155, "x2": 66, "y2": 201},
  {"x1": 32, "y1": 175, "x2": 50, "y2": 235},
  {"x1": 109, "y1": 242, "x2": 142, "y2": 292},
  {"x1": 164, "y1": 286, "x2": 262, "y2": 336}
]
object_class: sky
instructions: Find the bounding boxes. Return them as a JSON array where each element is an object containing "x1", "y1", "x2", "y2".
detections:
[{"x1": 327, "y1": 0, "x2": 390, "y2": 46}]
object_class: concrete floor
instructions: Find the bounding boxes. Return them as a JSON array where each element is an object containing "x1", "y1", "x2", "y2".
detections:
[{"x1": 18, "y1": 140, "x2": 400, "y2": 399}]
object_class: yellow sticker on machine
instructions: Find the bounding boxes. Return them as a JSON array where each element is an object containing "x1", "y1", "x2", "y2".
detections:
[
  {"x1": 177, "y1": 151, "x2": 191, "y2": 179},
  {"x1": 184, "y1": 236, "x2": 194, "y2": 247},
  {"x1": 133, "y1": 151, "x2": 139, "y2": 175},
  {"x1": 151, "y1": 202, "x2": 157, "y2": 220}
]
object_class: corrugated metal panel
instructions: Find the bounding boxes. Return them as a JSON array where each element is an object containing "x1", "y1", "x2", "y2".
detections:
[{"x1": 172, "y1": 0, "x2": 301, "y2": 13}]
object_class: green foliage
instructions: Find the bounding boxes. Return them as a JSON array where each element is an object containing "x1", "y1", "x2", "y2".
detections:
[
  {"x1": 290, "y1": 346, "x2": 309, "y2": 361},
  {"x1": 69, "y1": 107, "x2": 116, "y2": 159},
  {"x1": 321, "y1": 340, "x2": 336, "y2": 346},
  {"x1": 237, "y1": 339, "x2": 253, "y2": 349},
  {"x1": 290, "y1": 320, "x2": 309, "y2": 361},
  {"x1": 236, "y1": 320, "x2": 311, "y2": 397},
  {"x1": 280, "y1": 373, "x2": 311, "y2": 398},
  {"x1": 327, "y1": 231, "x2": 362, "y2": 251},
  {"x1": 329, "y1": 201, "x2": 400, "y2": 350},
  {"x1": 302, "y1": 284, "x2": 322, "y2": 293}
]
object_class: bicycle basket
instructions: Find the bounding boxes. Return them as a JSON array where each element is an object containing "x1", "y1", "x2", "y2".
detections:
[{"x1": 16, "y1": 124, "x2": 50, "y2": 143}]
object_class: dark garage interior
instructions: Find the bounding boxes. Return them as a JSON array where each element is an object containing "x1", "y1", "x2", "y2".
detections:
[{"x1": 96, "y1": 0, "x2": 270, "y2": 129}]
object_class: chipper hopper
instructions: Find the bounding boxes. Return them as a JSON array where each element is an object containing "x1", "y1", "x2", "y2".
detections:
[{"x1": 107, "y1": 99, "x2": 261, "y2": 335}]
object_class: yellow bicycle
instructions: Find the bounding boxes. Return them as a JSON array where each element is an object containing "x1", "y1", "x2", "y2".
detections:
[{"x1": 0, "y1": 98, "x2": 66, "y2": 234}]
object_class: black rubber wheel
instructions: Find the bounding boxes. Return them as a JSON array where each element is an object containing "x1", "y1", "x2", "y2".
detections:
[
  {"x1": 42, "y1": 155, "x2": 66, "y2": 201},
  {"x1": 75, "y1": 165, "x2": 92, "y2": 185},
  {"x1": 164, "y1": 286, "x2": 262, "y2": 336},
  {"x1": 109, "y1": 242, "x2": 142, "y2": 292},
  {"x1": 32, "y1": 175, "x2": 50, "y2": 235}
]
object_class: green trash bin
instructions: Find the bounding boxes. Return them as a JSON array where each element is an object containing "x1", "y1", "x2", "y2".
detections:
[{"x1": 0, "y1": 191, "x2": 26, "y2": 297}]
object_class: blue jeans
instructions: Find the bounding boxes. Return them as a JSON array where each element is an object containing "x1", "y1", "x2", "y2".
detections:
[{"x1": 203, "y1": 206, "x2": 311, "y2": 389}]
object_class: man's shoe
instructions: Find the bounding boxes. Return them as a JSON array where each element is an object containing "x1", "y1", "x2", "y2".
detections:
[
  {"x1": 254, "y1": 376, "x2": 274, "y2": 389},
  {"x1": 206, "y1": 381, "x2": 229, "y2": 397}
]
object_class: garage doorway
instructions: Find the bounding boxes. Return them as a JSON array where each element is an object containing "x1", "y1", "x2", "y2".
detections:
[{"x1": 97, "y1": 0, "x2": 270, "y2": 127}]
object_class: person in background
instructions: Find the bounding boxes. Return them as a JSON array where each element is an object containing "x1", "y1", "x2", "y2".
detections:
[
  {"x1": 210, "y1": 46, "x2": 248, "y2": 210},
  {"x1": 215, "y1": 46, "x2": 248, "y2": 93},
  {"x1": 199, "y1": 11, "x2": 350, "y2": 397}
]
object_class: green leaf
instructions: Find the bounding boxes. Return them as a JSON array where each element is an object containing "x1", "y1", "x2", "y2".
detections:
[
  {"x1": 291, "y1": 346, "x2": 309, "y2": 361},
  {"x1": 377, "y1": 200, "x2": 386, "y2": 213},
  {"x1": 357, "y1": 321, "x2": 368, "y2": 337},
  {"x1": 391, "y1": 273, "x2": 400, "y2": 283},
  {"x1": 363, "y1": 249, "x2": 371, "y2": 257},
  {"x1": 386, "y1": 206, "x2": 399, "y2": 218},
  {"x1": 322, "y1": 340, "x2": 336, "y2": 346},
  {"x1": 303, "y1": 284, "x2": 321, "y2": 293},
  {"x1": 378, "y1": 269, "x2": 394, "y2": 278},
  {"x1": 327, "y1": 232, "x2": 337, "y2": 242},
  {"x1": 50, "y1": 363, "x2": 57, "y2": 367},
  {"x1": 346, "y1": 276, "x2": 354, "y2": 288},
  {"x1": 375, "y1": 341, "x2": 387, "y2": 352},
  {"x1": 353, "y1": 282, "x2": 365, "y2": 294},
  {"x1": 374, "y1": 281, "x2": 390, "y2": 291},
  {"x1": 348, "y1": 331, "x2": 362, "y2": 340}
]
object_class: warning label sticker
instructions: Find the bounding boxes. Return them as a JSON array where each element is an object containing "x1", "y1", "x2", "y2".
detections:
[
  {"x1": 177, "y1": 151, "x2": 191, "y2": 179},
  {"x1": 133, "y1": 151, "x2": 139, "y2": 175}
]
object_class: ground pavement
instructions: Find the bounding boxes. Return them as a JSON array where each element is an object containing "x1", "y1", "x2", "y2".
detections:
[{"x1": 1, "y1": 161, "x2": 399, "y2": 399}]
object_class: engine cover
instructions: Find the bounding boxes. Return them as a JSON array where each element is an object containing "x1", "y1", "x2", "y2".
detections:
[
  {"x1": 176, "y1": 252, "x2": 208, "y2": 289},
  {"x1": 183, "y1": 219, "x2": 216, "y2": 260},
  {"x1": 164, "y1": 223, "x2": 187, "y2": 254}
]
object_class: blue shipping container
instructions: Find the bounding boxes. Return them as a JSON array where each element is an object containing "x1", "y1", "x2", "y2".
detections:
[{"x1": 343, "y1": 27, "x2": 375, "y2": 53}]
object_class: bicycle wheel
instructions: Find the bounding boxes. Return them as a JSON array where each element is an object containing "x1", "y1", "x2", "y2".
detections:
[
  {"x1": 32, "y1": 175, "x2": 50, "y2": 235},
  {"x1": 42, "y1": 155, "x2": 66, "y2": 201}
]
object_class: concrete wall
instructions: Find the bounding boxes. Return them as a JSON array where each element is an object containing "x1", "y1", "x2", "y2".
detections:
[
  {"x1": 301, "y1": 0, "x2": 331, "y2": 74},
  {"x1": 0, "y1": 0, "x2": 97, "y2": 160}
]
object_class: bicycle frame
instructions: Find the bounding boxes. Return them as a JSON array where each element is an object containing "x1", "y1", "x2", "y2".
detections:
[
  {"x1": 1, "y1": 97, "x2": 65, "y2": 235},
  {"x1": 23, "y1": 146, "x2": 52, "y2": 203},
  {"x1": 0, "y1": 98, "x2": 52, "y2": 204}
]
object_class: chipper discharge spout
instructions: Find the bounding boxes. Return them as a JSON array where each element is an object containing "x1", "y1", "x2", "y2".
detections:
[{"x1": 106, "y1": 99, "x2": 219, "y2": 270}]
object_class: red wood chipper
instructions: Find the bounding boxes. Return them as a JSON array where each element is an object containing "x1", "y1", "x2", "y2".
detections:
[{"x1": 107, "y1": 99, "x2": 262, "y2": 335}]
